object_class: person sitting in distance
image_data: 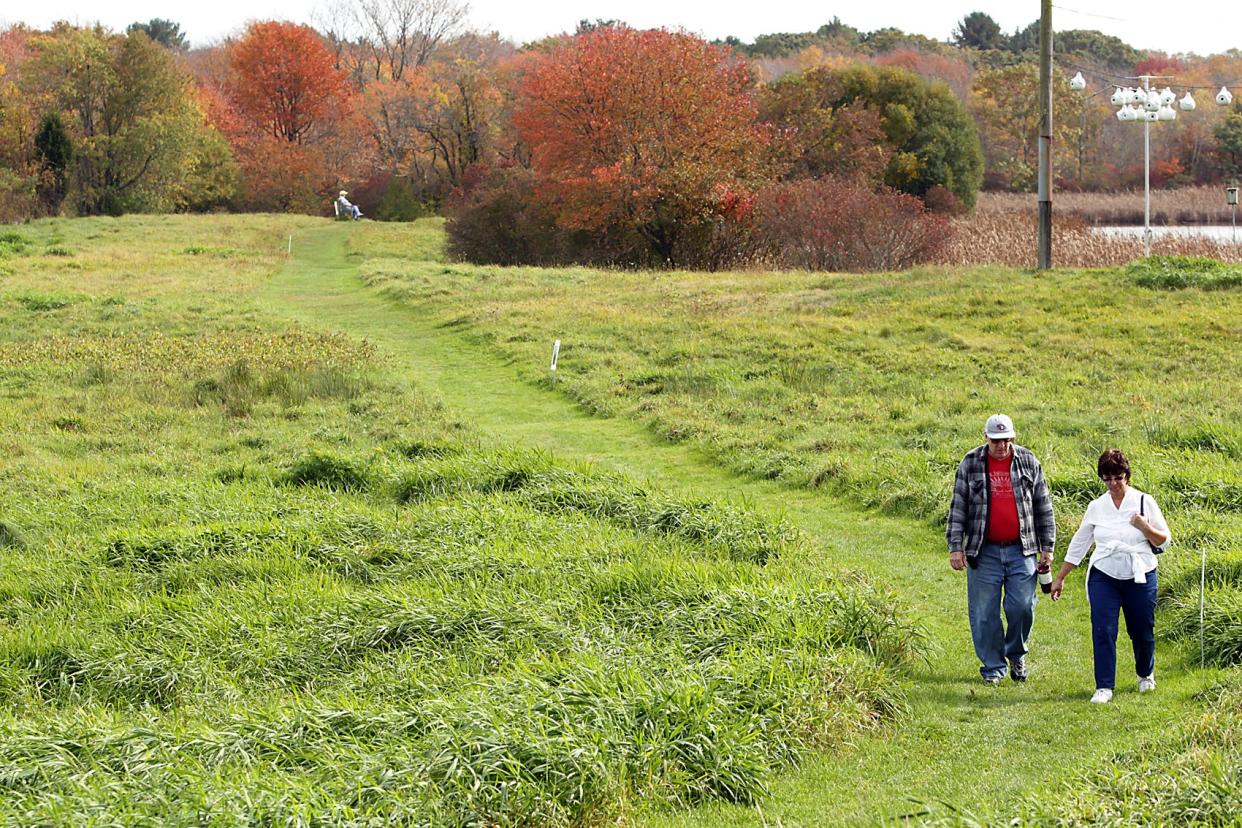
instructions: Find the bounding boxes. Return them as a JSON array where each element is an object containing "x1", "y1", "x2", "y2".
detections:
[{"x1": 336, "y1": 190, "x2": 362, "y2": 220}]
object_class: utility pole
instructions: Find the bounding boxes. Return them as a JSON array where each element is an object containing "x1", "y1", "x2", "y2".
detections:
[{"x1": 1038, "y1": 0, "x2": 1053, "y2": 269}]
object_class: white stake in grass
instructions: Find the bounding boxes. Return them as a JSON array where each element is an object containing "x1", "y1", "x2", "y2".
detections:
[
  {"x1": 549, "y1": 339, "x2": 561, "y2": 385},
  {"x1": 1200, "y1": 543, "x2": 1207, "y2": 669},
  {"x1": 288, "y1": 234, "x2": 293, "y2": 256}
]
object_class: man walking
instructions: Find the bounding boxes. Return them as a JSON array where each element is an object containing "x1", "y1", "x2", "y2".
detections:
[{"x1": 947, "y1": 414, "x2": 1056, "y2": 684}]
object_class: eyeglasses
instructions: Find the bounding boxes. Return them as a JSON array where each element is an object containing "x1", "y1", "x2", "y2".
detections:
[{"x1": 1099, "y1": 474, "x2": 1127, "y2": 482}]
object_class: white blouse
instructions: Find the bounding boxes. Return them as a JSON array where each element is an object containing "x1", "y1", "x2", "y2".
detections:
[{"x1": 1065, "y1": 488, "x2": 1169, "y2": 582}]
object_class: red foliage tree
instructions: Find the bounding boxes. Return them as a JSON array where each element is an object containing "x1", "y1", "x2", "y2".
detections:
[
  {"x1": 221, "y1": 21, "x2": 362, "y2": 211},
  {"x1": 229, "y1": 21, "x2": 351, "y2": 144},
  {"x1": 1134, "y1": 54, "x2": 1183, "y2": 77},
  {"x1": 514, "y1": 26, "x2": 767, "y2": 264}
]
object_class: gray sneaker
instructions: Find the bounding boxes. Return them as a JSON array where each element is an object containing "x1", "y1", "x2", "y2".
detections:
[
  {"x1": 983, "y1": 674, "x2": 1003, "y2": 686},
  {"x1": 1009, "y1": 658, "x2": 1029, "y2": 682}
]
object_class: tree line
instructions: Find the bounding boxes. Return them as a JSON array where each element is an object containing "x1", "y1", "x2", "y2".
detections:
[{"x1": 2, "y1": 5, "x2": 1241, "y2": 232}]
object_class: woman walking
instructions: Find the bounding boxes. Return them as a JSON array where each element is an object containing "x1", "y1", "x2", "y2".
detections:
[{"x1": 1050, "y1": 449, "x2": 1170, "y2": 704}]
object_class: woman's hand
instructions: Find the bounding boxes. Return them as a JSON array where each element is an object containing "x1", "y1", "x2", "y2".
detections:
[
  {"x1": 1050, "y1": 577, "x2": 1065, "y2": 601},
  {"x1": 1130, "y1": 513, "x2": 1149, "y2": 531}
]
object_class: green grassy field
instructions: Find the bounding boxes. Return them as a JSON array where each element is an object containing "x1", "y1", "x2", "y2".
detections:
[
  {"x1": 354, "y1": 220, "x2": 1242, "y2": 670},
  {"x1": 0, "y1": 215, "x2": 1237, "y2": 825},
  {"x1": 0, "y1": 217, "x2": 926, "y2": 824},
  {"x1": 339, "y1": 219, "x2": 1241, "y2": 825}
]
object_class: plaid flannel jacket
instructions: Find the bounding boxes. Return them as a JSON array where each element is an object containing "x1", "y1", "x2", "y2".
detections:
[{"x1": 946, "y1": 444, "x2": 1056, "y2": 558}]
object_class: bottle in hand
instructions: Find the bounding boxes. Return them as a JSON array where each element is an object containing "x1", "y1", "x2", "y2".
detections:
[{"x1": 1037, "y1": 559, "x2": 1053, "y2": 594}]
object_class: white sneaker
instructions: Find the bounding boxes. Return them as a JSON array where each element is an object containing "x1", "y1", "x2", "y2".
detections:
[
  {"x1": 1090, "y1": 688, "x2": 1113, "y2": 704},
  {"x1": 1138, "y1": 675, "x2": 1156, "y2": 693}
]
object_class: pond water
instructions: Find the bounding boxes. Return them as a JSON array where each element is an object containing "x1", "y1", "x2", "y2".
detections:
[{"x1": 1092, "y1": 225, "x2": 1240, "y2": 242}]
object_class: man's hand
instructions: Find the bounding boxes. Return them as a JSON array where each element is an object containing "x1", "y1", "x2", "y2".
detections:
[
  {"x1": 1040, "y1": 550, "x2": 1054, "y2": 566},
  {"x1": 950, "y1": 550, "x2": 966, "y2": 571},
  {"x1": 1050, "y1": 577, "x2": 1065, "y2": 601}
]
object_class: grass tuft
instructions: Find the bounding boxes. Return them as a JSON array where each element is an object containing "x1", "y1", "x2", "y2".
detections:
[
  {"x1": 0, "y1": 520, "x2": 25, "y2": 549},
  {"x1": 284, "y1": 452, "x2": 371, "y2": 492}
]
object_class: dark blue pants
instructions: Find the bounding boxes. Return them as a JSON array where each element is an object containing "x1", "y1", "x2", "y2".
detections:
[{"x1": 1087, "y1": 568, "x2": 1157, "y2": 690}]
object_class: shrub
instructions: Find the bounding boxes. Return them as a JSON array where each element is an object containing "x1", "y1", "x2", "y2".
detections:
[
  {"x1": 446, "y1": 165, "x2": 713, "y2": 269},
  {"x1": 444, "y1": 165, "x2": 569, "y2": 266},
  {"x1": 1127, "y1": 256, "x2": 1242, "y2": 290},
  {"x1": 372, "y1": 176, "x2": 431, "y2": 222},
  {"x1": 923, "y1": 185, "x2": 966, "y2": 217},
  {"x1": 745, "y1": 177, "x2": 953, "y2": 272}
]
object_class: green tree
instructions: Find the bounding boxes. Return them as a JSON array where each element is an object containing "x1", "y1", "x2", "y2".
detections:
[
  {"x1": 1056, "y1": 30, "x2": 1141, "y2": 72},
  {"x1": 766, "y1": 63, "x2": 983, "y2": 208},
  {"x1": 33, "y1": 111, "x2": 73, "y2": 212},
  {"x1": 1006, "y1": 21, "x2": 1040, "y2": 52},
  {"x1": 817, "y1": 17, "x2": 861, "y2": 45},
  {"x1": 859, "y1": 27, "x2": 953, "y2": 56},
  {"x1": 953, "y1": 12, "x2": 1004, "y2": 50},
  {"x1": 126, "y1": 18, "x2": 189, "y2": 51},
  {"x1": 23, "y1": 24, "x2": 235, "y2": 214},
  {"x1": 1213, "y1": 107, "x2": 1242, "y2": 179}
]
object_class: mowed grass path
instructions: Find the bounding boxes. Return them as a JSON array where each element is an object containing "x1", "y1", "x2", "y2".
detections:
[{"x1": 264, "y1": 225, "x2": 1220, "y2": 825}]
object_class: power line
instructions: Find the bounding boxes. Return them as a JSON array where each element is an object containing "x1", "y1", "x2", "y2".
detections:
[
  {"x1": 1057, "y1": 56, "x2": 1242, "y2": 92},
  {"x1": 1051, "y1": 4, "x2": 1129, "y2": 24}
]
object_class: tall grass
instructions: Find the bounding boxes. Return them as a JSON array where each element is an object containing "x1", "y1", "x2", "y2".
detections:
[
  {"x1": 0, "y1": 214, "x2": 926, "y2": 824},
  {"x1": 352, "y1": 219, "x2": 1242, "y2": 671}
]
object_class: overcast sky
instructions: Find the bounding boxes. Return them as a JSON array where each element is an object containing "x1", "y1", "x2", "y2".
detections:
[{"x1": 5, "y1": 1, "x2": 1239, "y2": 56}]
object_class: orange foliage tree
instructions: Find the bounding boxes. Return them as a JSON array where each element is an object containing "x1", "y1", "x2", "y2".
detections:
[
  {"x1": 223, "y1": 21, "x2": 361, "y2": 211},
  {"x1": 514, "y1": 26, "x2": 767, "y2": 264}
]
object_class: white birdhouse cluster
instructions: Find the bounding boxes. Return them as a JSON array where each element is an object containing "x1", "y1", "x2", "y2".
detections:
[
  {"x1": 1075, "y1": 73, "x2": 1235, "y2": 125},
  {"x1": 1109, "y1": 86, "x2": 1181, "y2": 122}
]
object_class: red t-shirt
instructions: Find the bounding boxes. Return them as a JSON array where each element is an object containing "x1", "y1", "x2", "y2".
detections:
[{"x1": 986, "y1": 453, "x2": 1021, "y2": 543}]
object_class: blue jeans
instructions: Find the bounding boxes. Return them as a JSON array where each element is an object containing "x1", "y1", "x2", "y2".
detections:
[
  {"x1": 967, "y1": 541, "x2": 1037, "y2": 678},
  {"x1": 1087, "y1": 568, "x2": 1157, "y2": 690}
]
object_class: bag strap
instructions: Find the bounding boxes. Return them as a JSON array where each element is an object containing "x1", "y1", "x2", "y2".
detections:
[{"x1": 1140, "y1": 494, "x2": 1164, "y2": 554}]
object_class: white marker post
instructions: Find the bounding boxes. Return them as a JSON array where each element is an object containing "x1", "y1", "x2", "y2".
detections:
[
  {"x1": 549, "y1": 339, "x2": 561, "y2": 385},
  {"x1": 287, "y1": 234, "x2": 292, "y2": 256}
]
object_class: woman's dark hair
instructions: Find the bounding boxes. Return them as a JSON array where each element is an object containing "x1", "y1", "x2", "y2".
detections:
[{"x1": 1097, "y1": 448, "x2": 1131, "y2": 480}]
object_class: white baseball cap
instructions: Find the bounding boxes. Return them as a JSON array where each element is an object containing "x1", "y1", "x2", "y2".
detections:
[{"x1": 985, "y1": 414, "x2": 1016, "y2": 439}]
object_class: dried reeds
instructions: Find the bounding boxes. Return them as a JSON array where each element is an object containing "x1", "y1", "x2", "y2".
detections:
[{"x1": 944, "y1": 190, "x2": 1242, "y2": 267}]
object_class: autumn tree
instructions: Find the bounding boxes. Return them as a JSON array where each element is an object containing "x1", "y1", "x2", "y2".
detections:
[
  {"x1": 316, "y1": 0, "x2": 469, "y2": 82},
  {"x1": 224, "y1": 21, "x2": 359, "y2": 210},
  {"x1": 969, "y1": 63, "x2": 1084, "y2": 190},
  {"x1": 762, "y1": 63, "x2": 983, "y2": 207},
  {"x1": 759, "y1": 74, "x2": 893, "y2": 183},
  {"x1": 359, "y1": 32, "x2": 509, "y2": 201},
  {"x1": 22, "y1": 24, "x2": 236, "y2": 214},
  {"x1": 514, "y1": 26, "x2": 767, "y2": 264},
  {"x1": 229, "y1": 22, "x2": 352, "y2": 144}
]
